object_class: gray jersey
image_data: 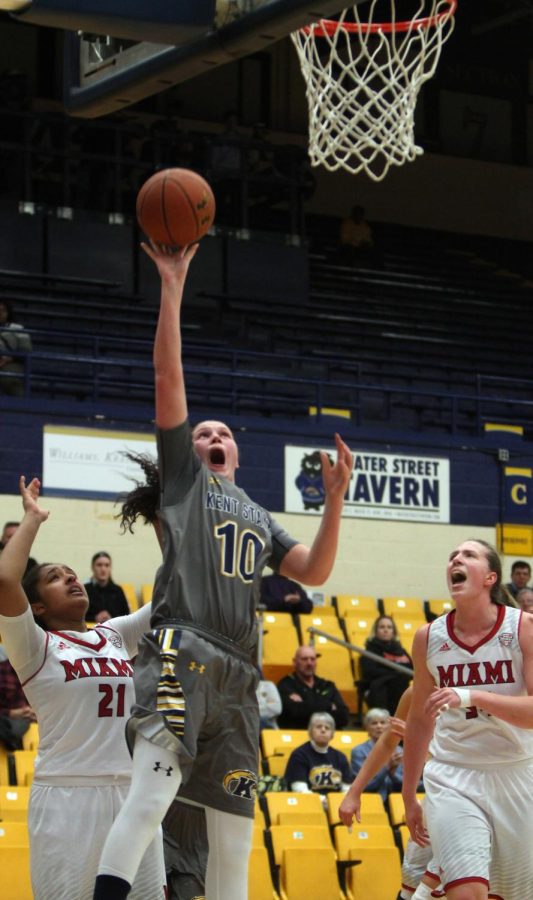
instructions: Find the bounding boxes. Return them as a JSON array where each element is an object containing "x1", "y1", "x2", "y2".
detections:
[{"x1": 151, "y1": 422, "x2": 298, "y2": 652}]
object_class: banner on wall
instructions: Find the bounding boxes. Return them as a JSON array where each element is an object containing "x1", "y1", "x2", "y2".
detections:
[
  {"x1": 503, "y1": 466, "x2": 532, "y2": 524},
  {"x1": 43, "y1": 425, "x2": 156, "y2": 498},
  {"x1": 284, "y1": 445, "x2": 450, "y2": 523}
]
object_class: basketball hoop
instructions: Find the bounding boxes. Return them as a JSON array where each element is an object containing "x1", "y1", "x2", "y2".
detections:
[{"x1": 291, "y1": 0, "x2": 457, "y2": 181}]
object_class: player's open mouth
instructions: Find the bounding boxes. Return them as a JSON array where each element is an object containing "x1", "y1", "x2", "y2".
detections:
[
  {"x1": 209, "y1": 447, "x2": 225, "y2": 466},
  {"x1": 69, "y1": 586, "x2": 85, "y2": 596},
  {"x1": 451, "y1": 571, "x2": 466, "y2": 585}
]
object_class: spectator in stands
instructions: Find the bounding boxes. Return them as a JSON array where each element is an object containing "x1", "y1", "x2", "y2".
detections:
[
  {"x1": 0, "y1": 656, "x2": 37, "y2": 750},
  {"x1": 284, "y1": 711, "x2": 352, "y2": 799},
  {"x1": 505, "y1": 560, "x2": 531, "y2": 600},
  {"x1": 84, "y1": 551, "x2": 130, "y2": 623},
  {"x1": 0, "y1": 299, "x2": 32, "y2": 396},
  {"x1": 338, "y1": 204, "x2": 379, "y2": 267},
  {"x1": 516, "y1": 587, "x2": 533, "y2": 614},
  {"x1": 259, "y1": 572, "x2": 313, "y2": 614},
  {"x1": 1, "y1": 521, "x2": 37, "y2": 573},
  {"x1": 359, "y1": 615, "x2": 412, "y2": 715},
  {"x1": 277, "y1": 645, "x2": 350, "y2": 730},
  {"x1": 256, "y1": 675, "x2": 282, "y2": 730},
  {"x1": 350, "y1": 707, "x2": 404, "y2": 803}
]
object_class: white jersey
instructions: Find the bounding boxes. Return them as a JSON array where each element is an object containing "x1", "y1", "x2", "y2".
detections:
[
  {"x1": 0, "y1": 604, "x2": 152, "y2": 779},
  {"x1": 427, "y1": 604, "x2": 533, "y2": 766}
]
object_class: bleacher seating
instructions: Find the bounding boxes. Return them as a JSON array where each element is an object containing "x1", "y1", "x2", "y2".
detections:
[{"x1": 2, "y1": 207, "x2": 533, "y2": 436}]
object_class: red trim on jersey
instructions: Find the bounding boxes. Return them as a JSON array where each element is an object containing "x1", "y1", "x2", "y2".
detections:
[
  {"x1": 400, "y1": 884, "x2": 415, "y2": 894},
  {"x1": 444, "y1": 876, "x2": 489, "y2": 891},
  {"x1": 518, "y1": 608, "x2": 524, "y2": 638},
  {"x1": 424, "y1": 869, "x2": 440, "y2": 883},
  {"x1": 446, "y1": 605, "x2": 505, "y2": 653},
  {"x1": 51, "y1": 630, "x2": 107, "y2": 651},
  {"x1": 21, "y1": 630, "x2": 50, "y2": 688},
  {"x1": 487, "y1": 894, "x2": 504, "y2": 899}
]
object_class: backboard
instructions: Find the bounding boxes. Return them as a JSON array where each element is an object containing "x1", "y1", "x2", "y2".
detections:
[{"x1": 58, "y1": 0, "x2": 352, "y2": 118}]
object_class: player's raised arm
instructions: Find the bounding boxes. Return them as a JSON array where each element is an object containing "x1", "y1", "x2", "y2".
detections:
[
  {"x1": 0, "y1": 476, "x2": 49, "y2": 617},
  {"x1": 281, "y1": 433, "x2": 353, "y2": 585},
  {"x1": 142, "y1": 241, "x2": 199, "y2": 430}
]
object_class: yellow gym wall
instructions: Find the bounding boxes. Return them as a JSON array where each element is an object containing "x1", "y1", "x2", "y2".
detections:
[{"x1": 2, "y1": 494, "x2": 511, "y2": 602}]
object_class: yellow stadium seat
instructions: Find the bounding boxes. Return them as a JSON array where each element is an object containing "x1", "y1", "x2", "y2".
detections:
[
  {"x1": 0, "y1": 820, "x2": 29, "y2": 846},
  {"x1": 119, "y1": 582, "x2": 139, "y2": 612},
  {"x1": 0, "y1": 786, "x2": 30, "y2": 822},
  {"x1": 299, "y1": 614, "x2": 344, "y2": 641},
  {"x1": 255, "y1": 799, "x2": 267, "y2": 829},
  {"x1": 336, "y1": 596, "x2": 377, "y2": 618},
  {"x1": 21, "y1": 723, "x2": 39, "y2": 752},
  {"x1": 399, "y1": 825, "x2": 410, "y2": 852},
  {"x1": 280, "y1": 847, "x2": 345, "y2": 900},
  {"x1": 345, "y1": 619, "x2": 374, "y2": 646},
  {"x1": 334, "y1": 824, "x2": 395, "y2": 861},
  {"x1": 11, "y1": 751, "x2": 36, "y2": 787},
  {"x1": 427, "y1": 598, "x2": 454, "y2": 617},
  {"x1": 307, "y1": 604, "x2": 337, "y2": 616},
  {"x1": 0, "y1": 745, "x2": 10, "y2": 785},
  {"x1": 0, "y1": 845, "x2": 32, "y2": 899},
  {"x1": 345, "y1": 846, "x2": 402, "y2": 900},
  {"x1": 277, "y1": 811, "x2": 327, "y2": 826},
  {"x1": 264, "y1": 750, "x2": 292, "y2": 777},
  {"x1": 380, "y1": 597, "x2": 424, "y2": 620},
  {"x1": 248, "y1": 846, "x2": 280, "y2": 900},
  {"x1": 387, "y1": 792, "x2": 405, "y2": 827},
  {"x1": 141, "y1": 583, "x2": 153, "y2": 605},
  {"x1": 252, "y1": 823, "x2": 266, "y2": 847},
  {"x1": 312, "y1": 639, "x2": 358, "y2": 712},
  {"x1": 261, "y1": 615, "x2": 300, "y2": 683},
  {"x1": 269, "y1": 823, "x2": 333, "y2": 866},
  {"x1": 329, "y1": 731, "x2": 367, "y2": 762},
  {"x1": 261, "y1": 730, "x2": 306, "y2": 759},
  {"x1": 395, "y1": 619, "x2": 426, "y2": 654},
  {"x1": 265, "y1": 791, "x2": 325, "y2": 826},
  {"x1": 388, "y1": 792, "x2": 425, "y2": 827},
  {"x1": 327, "y1": 792, "x2": 389, "y2": 827}
]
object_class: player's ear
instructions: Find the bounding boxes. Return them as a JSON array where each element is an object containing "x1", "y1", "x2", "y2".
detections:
[
  {"x1": 485, "y1": 572, "x2": 497, "y2": 586},
  {"x1": 30, "y1": 601, "x2": 46, "y2": 618}
]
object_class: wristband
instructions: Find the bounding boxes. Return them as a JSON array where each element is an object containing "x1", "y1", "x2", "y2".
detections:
[{"x1": 451, "y1": 688, "x2": 471, "y2": 707}]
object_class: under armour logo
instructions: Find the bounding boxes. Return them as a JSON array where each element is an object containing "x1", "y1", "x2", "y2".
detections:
[
  {"x1": 154, "y1": 762, "x2": 173, "y2": 776},
  {"x1": 189, "y1": 661, "x2": 206, "y2": 674}
]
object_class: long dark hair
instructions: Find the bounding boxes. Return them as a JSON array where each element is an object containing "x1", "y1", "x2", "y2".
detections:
[
  {"x1": 117, "y1": 451, "x2": 160, "y2": 533},
  {"x1": 471, "y1": 538, "x2": 517, "y2": 607},
  {"x1": 22, "y1": 563, "x2": 52, "y2": 630}
]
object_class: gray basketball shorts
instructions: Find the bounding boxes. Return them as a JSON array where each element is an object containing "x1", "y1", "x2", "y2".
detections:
[{"x1": 127, "y1": 626, "x2": 260, "y2": 819}]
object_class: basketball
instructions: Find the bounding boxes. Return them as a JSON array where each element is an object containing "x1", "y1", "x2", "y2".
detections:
[{"x1": 136, "y1": 168, "x2": 216, "y2": 247}]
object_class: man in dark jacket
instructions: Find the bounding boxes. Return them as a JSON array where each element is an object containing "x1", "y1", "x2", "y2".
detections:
[{"x1": 276, "y1": 645, "x2": 349, "y2": 730}]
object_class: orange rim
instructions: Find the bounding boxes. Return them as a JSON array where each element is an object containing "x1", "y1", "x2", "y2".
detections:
[{"x1": 303, "y1": 0, "x2": 457, "y2": 36}]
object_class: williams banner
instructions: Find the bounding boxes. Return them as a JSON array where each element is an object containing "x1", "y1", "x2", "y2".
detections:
[{"x1": 285, "y1": 445, "x2": 450, "y2": 523}]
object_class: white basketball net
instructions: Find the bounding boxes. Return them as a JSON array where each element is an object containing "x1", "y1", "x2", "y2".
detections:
[{"x1": 291, "y1": 0, "x2": 457, "y2": 181}]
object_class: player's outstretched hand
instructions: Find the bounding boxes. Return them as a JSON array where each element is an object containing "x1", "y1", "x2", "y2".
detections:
[
  {"x1": 19, "y1": 475, "x2": 49, "y2": 524},
  {"x1": 141, "y1": 239, "x2": 199, "y2": 283},
  {"x1": 320, "y1": 433, "x2": 353, "y2": 501}
]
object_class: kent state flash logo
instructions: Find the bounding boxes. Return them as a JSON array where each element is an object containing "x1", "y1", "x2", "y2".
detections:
[{"x1": 223, "y1": 769, "x2": 257, "y2": 801}]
